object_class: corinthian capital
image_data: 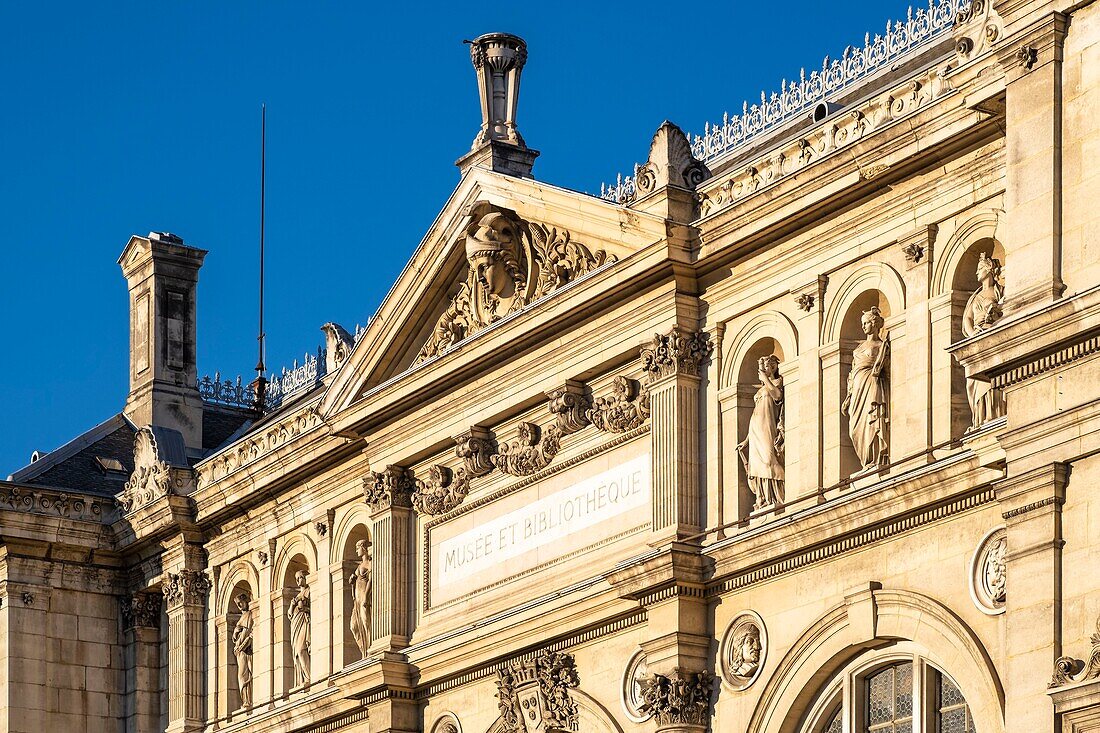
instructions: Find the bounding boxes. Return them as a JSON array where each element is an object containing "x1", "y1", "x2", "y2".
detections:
[
  {"x1": 641, "y1": 327, "x2": 714, "y2": 383},
  {"x1": 161, "y1": 570, "x2": 211, "y2": 608},
  {"x1": 639, "y1": 668, "x2": 714, "y2": 727},
  {"x1": 363, "y1": 466, "x2": 415, "y2": 511}
]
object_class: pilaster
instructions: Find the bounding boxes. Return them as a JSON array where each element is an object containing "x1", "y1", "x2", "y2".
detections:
[
  {"x1": 997, "y1": 462, "x2": 1068, "y2": 733},
  {"x1": 896, "y1": 226, "x2": 936, "y2": 461},
  {"x1": 996, "y1": 10, "x2": 1069, "y2": 314},
  {"x1": 363, "y1": 466, "x2": 415, "y2": 653},
  {"x1": 791, "y1": 276, "x2": 827, "y2": 500},
  {"x1": 161, "y1": 569, "x2": 210, "y2": 733},
  {"x1": 122, "y1": 592, "x2": 162, "y2": 733},
  {"x1": 641, "y1": 327, "x2": 713, "y2": 545},
  {"x1": 929, "y1": 291, "x2": 971, "y2": 445}
]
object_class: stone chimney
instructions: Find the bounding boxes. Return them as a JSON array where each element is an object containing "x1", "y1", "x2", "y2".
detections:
[
  {"x1": 118, "y1": 232, "x2": 207, "y2": 451},
  {"x1": 456, "y1": 32, "x2": 539, "y2": 178}
]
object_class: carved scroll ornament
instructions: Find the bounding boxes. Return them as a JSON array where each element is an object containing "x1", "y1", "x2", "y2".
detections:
[
  {"x1": 1050, "y1": 615, "x2": 1100, "y2": 688},
  {"x1": 119, "y1": 427, "x2": 174, "y2": 514},
  {"x1": 417, "y1": 206, "x2": 615, "y2": 363},
  {"x1": 641, "y1": 328, "x2": 714, "y2": 382}
]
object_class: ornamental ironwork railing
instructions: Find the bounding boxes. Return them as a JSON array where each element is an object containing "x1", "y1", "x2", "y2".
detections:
[
  {"x1": 599, "y1": 0, "x2": 970, "y2": 203},
  {"x1": 198, "y1": 322, "x2": 367, "y2": 413}
]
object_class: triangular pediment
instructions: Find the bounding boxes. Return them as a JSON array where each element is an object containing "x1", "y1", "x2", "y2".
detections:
[{"x1": 320, "y1": 166, "x2": 666, "y2": 418}]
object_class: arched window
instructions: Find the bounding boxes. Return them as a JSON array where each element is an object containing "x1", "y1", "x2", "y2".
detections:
[{"x1": 805, "y1": 647, "x2": 977, "y2": 733}]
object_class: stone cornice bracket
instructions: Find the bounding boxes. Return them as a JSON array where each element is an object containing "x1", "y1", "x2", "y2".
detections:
[
  {"x1": 641, "y1": 328, "x2": 714, "y2": 384},
  {"x1": 586, "y1": 376, "x2": 651, "y2": 433},
  {"x1": 364, "y1": 466, "x2": 416, "y2": 512},
  {"x1": 456, "y1": 426, "x2": 496, "y2": 478},
  {"x1": 547, "y1": 380, "x2": 591, "y2": 435},
  {"x1": 639, "y1": 668, "x2": 715, "y2": 728},
  {"x1": 1050, "y1": 614, "x2": 1100, "y2": 688},
  {"x1": 161, "y1": 569, "x2": 211, "y2": 608},
  {"x1": 496, "y1": 650, "x2": 580, "y2": 733},
  {"x1": 121, "y1": 592, "x2": 162, "y2": 629},
  {"x1": 635, "y1": 121, "x2": 711, "y2": 198}
]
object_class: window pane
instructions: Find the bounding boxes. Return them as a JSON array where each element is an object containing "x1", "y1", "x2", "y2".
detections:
[
  {"x1": 868, "y1": 666, "x2": 894, "y2": 724},
  {"x1": 866, "y1": 662, "x2": 915, "y2": 732},
  {"x1": 939, "y1": 675, "x2": 965, "y2": 708},
  {"x1": 895, "y1": 662, "x2": 913, "y2": 719}
]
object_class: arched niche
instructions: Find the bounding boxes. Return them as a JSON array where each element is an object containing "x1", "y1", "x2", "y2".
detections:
[
  {"x1": 275, "y1": 545, "x2": 313, "y2": 695},
  {"x1": 835, "y1": 290, "x2": 893, "y2": 478},
  {"x1": 932, "y1": 209, "x2": 1004, "y2": 298},
  {"x1": 822, "y1": 263, "x2": 905, "y2": 344},
  {"x1": 747, "y1": 588, "x2": 1005, "y2": 733},
  {"x1": 339, "y1": 523, "x2": 372, "y2": 666},
  {"x1": 223, "y1": 577, "x2": 255, "y2": 715}
]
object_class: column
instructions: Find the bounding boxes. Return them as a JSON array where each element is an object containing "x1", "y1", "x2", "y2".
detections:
[
  {"x1": 162, "y1": 570, "x2": 210, "y2": 733},
  {"x1": 363, "y1": 466, "x2": 415, "y2": 653},
  {"x1": 641, "y1": 327, "x2": 712, "y2": 545},
  {"x1": 995, "y1": 10, "x2": 1068, "y2": 313},
  {"x1": 996, "y1": 462, "x2": 1067, "y2": 733},
  {"x1": 122, "y1": 593, "x2": 162, "y2": 733}
]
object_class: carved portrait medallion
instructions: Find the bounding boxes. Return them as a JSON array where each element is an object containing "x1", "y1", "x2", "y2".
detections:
[
  {"x1": 621, "y1": 648, "x2": 651, "y2": 723},
  {"x1": 720, "y1": 611, "x2": 767, "y2": 690},
  {"x1": 970, "y1": 527, "x2": 1007, "y2": 615}
]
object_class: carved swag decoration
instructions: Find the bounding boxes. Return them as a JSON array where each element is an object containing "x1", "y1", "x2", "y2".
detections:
[
  {"x1": 496, "y1": 651, "x2": 580, "y2": 733},
  {"x1": 1050, "y1": 615, "x2": 1100, "y2": 687},
  {"x1": 639, "y1": 669, "x2": 714, "y2": 727},
  {"x1": 416, "y1": 203, "x2": 615, "y2": 363},
  {"x1": 586, "y1": 377, "x2": 650, "y2": 433}
]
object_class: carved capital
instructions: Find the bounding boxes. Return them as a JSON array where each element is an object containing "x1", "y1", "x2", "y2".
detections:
[
  {"x1": 641, "y1": 328, "x2": 713, "y2": 383},
  {"x1": 455, "y1": 427, "x2": 496, "y2": 478},
  {"x1": 364, "y1": 466, "x2": 415, "y2": 511},
  {"x1": 121, "y1": 592, "x2": 162, "y2": 629},
  {"x1": 161, "y1": 570, "x2": 211, "y2": 608},
  {"x1": 547, "y1": 381, "x2": 591, "y2": 435},
  {"x1": 496, "y1": 651, "x2": 580, "y2": 733},
  {"x1": 639, "y1": 668, "x2": 714, "y2": 727},
  {"x1": 586, "y1": 376, "x2": 650, "y2": 433}
]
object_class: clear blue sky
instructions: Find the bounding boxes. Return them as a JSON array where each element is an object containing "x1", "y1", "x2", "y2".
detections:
[{"x1": 0, "y1": 0, "x2": 918, "y2": 474}]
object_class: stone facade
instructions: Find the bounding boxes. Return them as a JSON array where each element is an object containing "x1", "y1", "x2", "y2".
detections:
[{"x1": 5, "y1": 3, "x2": 1100, "y2": 732}]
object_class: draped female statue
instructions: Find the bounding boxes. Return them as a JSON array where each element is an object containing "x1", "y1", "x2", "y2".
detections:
[
  {"x1": 290, "y1": 570, "x2": 311, "y2": 686},
  {"x1": 231, "y1": 592, "x2": 254, "y2": 708},
  {"x1": 842, "y1": 305, "x2": 890, "y2": 472},
  {"x1": 736, "y1": 355, "x2": 785, "y2": 509},
  {"x1": 961, "y1": 252, "x2": 1006, "y2": 428},
  {"x1": 348, "y1": 538, "x2": 372, "y2": 658}
]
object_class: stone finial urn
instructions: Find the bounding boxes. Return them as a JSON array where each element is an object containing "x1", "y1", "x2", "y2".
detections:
[{"x1": 467, "y1": 32, "x2": 528, "y2": 149}]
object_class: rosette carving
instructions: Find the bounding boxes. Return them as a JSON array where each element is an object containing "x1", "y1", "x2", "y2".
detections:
[
  {"x1": 641, "y1": 327, "x2": 714, "y2": 382},
  {"x1": 639, "y1": 668, "x2": 714, "y2": 726},
  {"x1": 363, "y1": 466, "x2": 415, "y2": 511},
  {"x1": 586, "y1": 377, "x2": 650, "y2": 433}
]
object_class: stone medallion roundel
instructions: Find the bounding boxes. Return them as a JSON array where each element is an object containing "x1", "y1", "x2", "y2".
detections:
[
  {"x1": 720, "y1": 611, "x2": 767, "y2": 690},
  {"x1": 620, "y1": 648, "x2": 651, "y2": 723},
  {"x1": 970, "y1": 526, "x2": 1007, "y2": 615}
]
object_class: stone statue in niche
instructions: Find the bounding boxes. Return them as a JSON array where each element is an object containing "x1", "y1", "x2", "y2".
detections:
[
  {"x1": 962, "y1": 252, "x2": 1007, "y2": 428},
  {"x1": 729, "y1": 623, "x2": 763, "y2": 680},
  {"x1": 231, "y1": 592, "x2": 254, "y2": 709},
  {"x1": 290, "y1": 570, "x2": 311, "y2": 686},
  {"x1": 736, "y1": 355, "x2": 785, "y2": 510},
  {"x1": 348, "y1": 538, "x2": 372, "y2": 658},
  {"x1": 842, "y1": 305, "x2": 890, "y2": 473}
]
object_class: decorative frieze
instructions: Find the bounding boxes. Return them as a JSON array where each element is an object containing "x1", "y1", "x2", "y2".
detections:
[
  {"x1": 496, "y1": 651, "x2": 580, "y2": 733},
  {"x1": 641, "y1": 328, "x2": 713, "y2": 383},
  {"x1": 1, "y1": 485, "x2": 113, "y2": 523},
  {"x1": 586, "y1": 377, "x2": 650, "y2": 433},
  {"x1": 639, "y1": 668, "x2": 714, "y2": 727},
  {"x1": 1050, "y1": 615, "x2": 1100, "y2": 687},
  {"x1": 196, "y1": 404, "x2": 323, "y2": 490},
  {"x1": 695, "y1": 63, "x2": 953, "y2": 218},
  {"x1": 121, "y1": 592, "x2": 162, "y2": 629},
  {"x1": 364, "y1": 466, "x2": 415, "y2": 511},
  {"x1": 161, "y1": 570, "x2": 211, "y2": 607}
]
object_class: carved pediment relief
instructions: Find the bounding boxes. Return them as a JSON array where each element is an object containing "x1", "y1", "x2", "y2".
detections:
[
  {"x1": 416, "y1": 203, "x2": 616, "y2": 363},
  {"x1": 119, "y1": 426, "x2": 193, "y2": 514}
]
